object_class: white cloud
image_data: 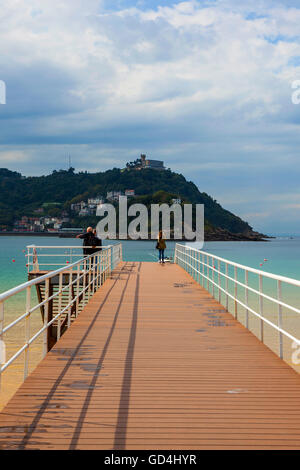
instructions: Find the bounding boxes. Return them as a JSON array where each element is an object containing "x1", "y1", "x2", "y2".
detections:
[{"x1": 0, "y1": 150, "x2": 29, "y2": 162}]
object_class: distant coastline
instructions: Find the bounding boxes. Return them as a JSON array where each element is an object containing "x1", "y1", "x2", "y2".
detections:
[
  {"x1": 0, "y1": 231, "x2": 272, "y2": 241},
  {"x1": 0, "y1": 231, "x2": 61, "y2": 236}
]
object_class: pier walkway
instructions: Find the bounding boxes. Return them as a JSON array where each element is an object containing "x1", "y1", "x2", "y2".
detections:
[{"x1": 1, "y1": 261, "x2": 300, "y2": 449}]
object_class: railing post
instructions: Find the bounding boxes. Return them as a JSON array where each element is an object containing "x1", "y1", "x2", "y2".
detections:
[
  {"x1": 24, "y1": 286, "x2": 31, "y2": 380},
  {"x1": 96, "y1": 252, "x2": 100, "y2": 290},
  {"x1": 68, "y1": 267, "x2": 73, "y2": 329},
  {"x1": 82, "y1": 258, "x2": 87, "y2": 306},
  {"x1": 99, "y1": 252, "x2": 102, "y2": 287},
  {"x1": 57, "y1": 272, "x2": 63, "y2": 340},
  {"x1": 185, "y1": 247, "x2": 187, "y2": 274},
  {"x1": 225, "y1": 263, "x2": 229, "y2": 311},
  {"x1": 277, "y1": 280, "x2": 283, "y2": 359},
  {"x1": 103, "y1": 251, "x2": 106, "y2": 283},
  {"x1": 234, "y1": 266, "x2": 237, "y2": 319},
  {"x1": 185, "y1": 247, "x2": 187, "y2": 273},
  {"x1": 218, "y1": 260, "x2": 221, "y2": 303},
  {"x1": 109, "y1": 248, "x2": 112, "y2": 277},
  {"x1": 245, "y1": 270, "x2": 249, "y2": 329},
  {"x1": 27, "y1": 246, "x2": 31, "y2": 273},
  {"x1": 207, "y1": 255, "x2": 209, "y2": 292},
  {"x1": 199, "y1": 252, "x2": 201, "y2": 286},
  {"x1": 106, "y1": 249, "x2": 109, "y2": 279},
  {"x1": 43, "y1": 278, "x2": 50, "y2": 357},
  {"x1": 212, "y1": 257, "x2": 215, "y2": 298},
  {"x1": 259, "y1": 274, "x2": 264, "y2": 343},
  {"x1": 103, "y1": 251, "x2": 106, "y2": 282},
  {"x1": 87, "y1": 257, "x2": 92, "y2": 301},
  {"x1": 76, "y1": 264, "x2": 80, "y2": 316},
  {"x1": 0, "y1": 301, "x2": 4, "y2": 389},
  {"x1": 92, "y1": 255, "x2": 96, "y2": 294},
  {"x1": 187, "y1": 248, "x2": 189, "y2": 274},
  {"x1": 186, "y1": 248, "x2": 188, "y2": 274}
]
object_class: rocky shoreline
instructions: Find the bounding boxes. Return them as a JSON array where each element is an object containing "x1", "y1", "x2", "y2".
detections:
[{"x1": 204, "y1": 228, "x2": 271, "y2": 242}]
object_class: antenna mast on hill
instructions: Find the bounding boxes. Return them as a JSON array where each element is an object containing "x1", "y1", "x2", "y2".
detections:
[{"x1": 67, "y1": 155, "x2": 73, "y2": 170}]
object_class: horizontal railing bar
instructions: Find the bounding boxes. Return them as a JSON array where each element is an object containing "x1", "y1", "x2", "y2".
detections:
[
  {"x1": 0, "y1": 344, "x2": 28, "y2": 373},
  {"x1": 176, "y1": 244, "x2": 300, "y2": 287},
  {"x1": 26, "y1": 254, "x2": 89, "y2": 258},
  {"x1": 28, "y1": 263, "x2": 81, "y2": 266},
  {"x1": 181, "y1": 250, "x2": 300, "y2": 316},
  {"x1": 3, "y1": 268, "x2": 96, "y2": 334},
  {"x1": 2, "y1": 311, "x2": 30, "y2": 334},
  {"x1": 175, "y1": 252, "x2": 300, "y2": 344},
  {"x1": 26, "y1": 264, "x2": 94, "y2": 269},
  {"x1": 2, "y1": 279, "x2": 85, "y2": 339},
  {"x1": 26, "y1": 245, "x2": 113, "y2": 249},
  {"x1": 0, "y1": 253, "x2": 100, "y2": 302}
]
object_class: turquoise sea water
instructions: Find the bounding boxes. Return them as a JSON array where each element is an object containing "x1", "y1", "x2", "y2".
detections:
[
  {"x1": 1, "y1": 236, "x2": 300, "y2": 409},
  {"x1": 2, "y1": 236, "x2": 300, "y2": 293}
]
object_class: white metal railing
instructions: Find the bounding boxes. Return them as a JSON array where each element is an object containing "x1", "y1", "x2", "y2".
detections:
[
  {"x1": 0, "y1": 243, "x2": 122, "y2": 388},
  {"x1": 175, "y1": 243, "x2": 300, "y2": 361},
  {"x1": 26, "y1": 245, "x2": 103, "y2": 272}
]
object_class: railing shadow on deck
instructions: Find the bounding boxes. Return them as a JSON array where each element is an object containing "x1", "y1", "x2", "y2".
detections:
[{"x1": 14, "y1": 262, "x2": 133, "y2": 449}]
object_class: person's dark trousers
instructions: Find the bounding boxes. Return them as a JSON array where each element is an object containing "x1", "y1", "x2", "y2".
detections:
[
  {"x1": 90, "y1": 248, "x2": 100, "y2": 267},
  {"x1": 159, "y1": 249, "x2": 165, "y2": 262},
  {"x1": 88, "y1": 249, "x2": 99, "y2": 268},
  {"x1": 83, "y1": 248, "x2": 93, "y2": 257}
]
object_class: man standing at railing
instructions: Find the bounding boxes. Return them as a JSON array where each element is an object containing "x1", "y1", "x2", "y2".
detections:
[
  {"x1": 92, "y1": 229, "x2": 102, "y2": 253},
  {"x1": 76, "y1": 227, "x2": 101, "y2": 258}
]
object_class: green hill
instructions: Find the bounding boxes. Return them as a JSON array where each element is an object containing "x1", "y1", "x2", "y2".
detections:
[{"x1": 0, "y1": 166, "x2": 267, "y2": 240}]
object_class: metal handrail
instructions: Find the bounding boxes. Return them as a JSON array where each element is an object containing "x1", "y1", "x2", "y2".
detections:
[
  {"x1": 0, "y1": 243, "x2": 123, "y2": 388},
  {"x1": 26, "y1": 244, "x2": 114, "y2": 273},
  {"x1": 174, "y1": 243, "x2": 300, "y2": 362},
  {"x1": 176, "y1": 243, "x2": 300, "y2": 287}
]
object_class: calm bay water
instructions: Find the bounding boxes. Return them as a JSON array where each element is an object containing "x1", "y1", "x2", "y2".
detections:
[
  {"x1": 1, "y1": 235, "x2": 300, "y2": 409},
  {"x1": 2, "y1": 236, "x2": 300, "y2": 293}
]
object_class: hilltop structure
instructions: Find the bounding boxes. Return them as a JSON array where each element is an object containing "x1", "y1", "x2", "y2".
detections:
[
  {"x1": 140, "y1": 154, "x2": 165, "y2": 170},
  {"x1": 126, "y1": 154, "x2": 165, "y2": 171}
]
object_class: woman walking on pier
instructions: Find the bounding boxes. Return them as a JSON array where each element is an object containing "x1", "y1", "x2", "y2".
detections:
[{"x1": 157, "y1": 230, "x2": 166, "y2": 264}]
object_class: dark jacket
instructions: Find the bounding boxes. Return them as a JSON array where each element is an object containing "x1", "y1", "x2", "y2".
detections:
[{"x1": 78, "y1": 232, "x2": 102, "y2": 255}]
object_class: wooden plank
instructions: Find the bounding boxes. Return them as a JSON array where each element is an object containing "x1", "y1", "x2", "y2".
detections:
[{"x1": 1, "y1": 261, "x2": 300, "y2": 449}]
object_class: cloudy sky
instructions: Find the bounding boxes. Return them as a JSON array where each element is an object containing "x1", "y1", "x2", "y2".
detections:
[{"x1": 1, "y1": 0, "x2": 300, "y2": 234}]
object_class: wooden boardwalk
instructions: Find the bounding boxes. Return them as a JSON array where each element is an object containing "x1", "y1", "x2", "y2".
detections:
[{"x1": 1, "y1": 261, "x2": 300, "y2": 450}]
